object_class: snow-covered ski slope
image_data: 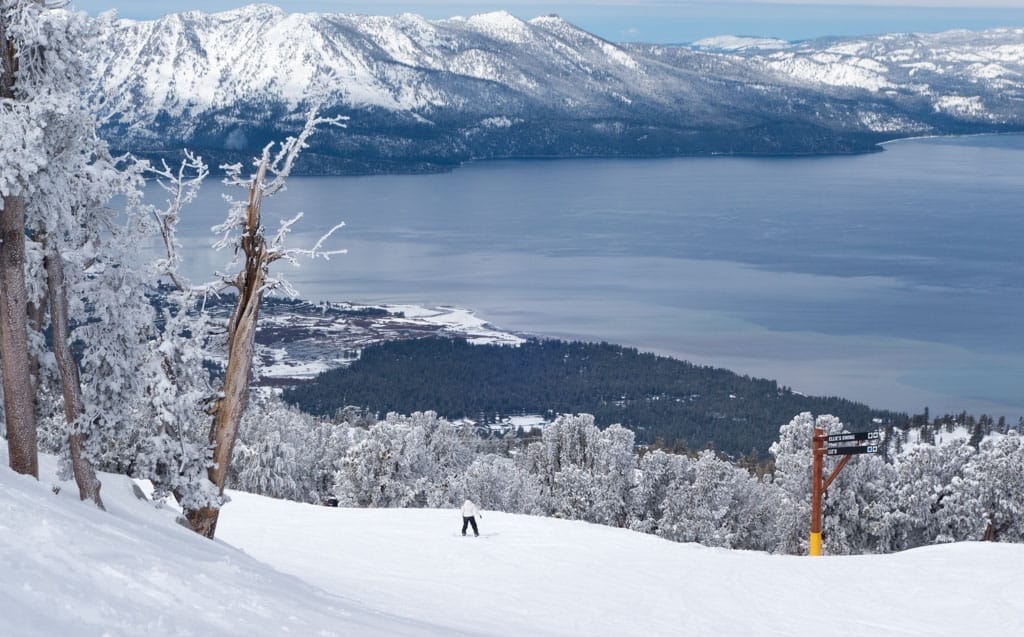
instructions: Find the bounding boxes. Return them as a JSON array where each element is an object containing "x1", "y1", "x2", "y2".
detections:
[{"x1": 3, "y1": 455, "x2": 1023, "y2": 636}]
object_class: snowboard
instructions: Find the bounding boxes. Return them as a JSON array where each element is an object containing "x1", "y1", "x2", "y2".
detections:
[{"x1": 453, "y1": 532, "x2": 498, "y2": 539}]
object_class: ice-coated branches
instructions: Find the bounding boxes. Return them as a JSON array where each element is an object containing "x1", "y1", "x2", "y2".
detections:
[
  {"x1": 249, "y1": 109, "x2": 347, "y2": 198},
  {"x1": 258, "y1": 214, "x2": 347, "y2": 299},
  {"x1": 2, "y1": 0, "x2": 95, "y2": 98},
  {"x1": 214, "y1": 108, "x2": 346, "y2": 251},
  {"x1": 211, "y1": 107, "x2": 347, "y2": 298},
  {"x1": 270, "y1": 217, "x2": 348, "y2": 266},
  {"x1": 146, "y1": 151, "x2": 209, "y2": 291}
]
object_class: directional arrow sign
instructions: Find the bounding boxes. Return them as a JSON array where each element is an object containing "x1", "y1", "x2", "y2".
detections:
[
  {"x1": 826, "y1": 431, "x2": 881, "y2": 444},
  {"x1": 826, "y1": 445, "x2": 879, "y2": 456}
]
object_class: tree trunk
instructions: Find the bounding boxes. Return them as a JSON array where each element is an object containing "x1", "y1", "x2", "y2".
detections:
[
  {"x1": 983, "y1": 513, "x2": 997, "y2": 542},
  {"x1": 185, "y1": 160, "x2": 269, "y2": 539},
  {"x1": 1, "y1": 0, "x2": 40, "y2": 478},
  {"x1": 44, "y1": 245, "x2": 104, "y2": 509},
  {"x1": 0, "y1": 194, "x2": 38, "y2": 477}
]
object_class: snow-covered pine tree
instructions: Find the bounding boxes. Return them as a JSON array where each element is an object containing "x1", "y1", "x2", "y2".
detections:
[
  {"x1": 335, "y1": 417, "x2": 410, "y2": 508},
  {"x1": 463, "y1": 453, "x2": 544, "y2": 514},
  {"x1": 331, "y1": 412, "x2": 478, "y2": 509},
  {"x1": 231, "y1": 394, "x2": 355, "y2": 503},
  {"x1": 300, "y1": 410, "x2": 358, "y2": 502},
  {"x1": 523, "y1": 413, "x2": 597, "y2": 504},
  {"x1": 1, "y1": 2, "x2": 140, "y2": 506},
  {"x1": 628, "y1": 449, "x2": 688, "y2": 534},
  {"x1": 516, "y1": 414, "x2": 640, "y2": 524},
  {"x1": 966, "y1": 432, "x2": 1024, "y2": 542},
  {"x1": 818, "y1": 453, "x2": 892, "y2": 554},
  {"x1": 587, "y1": 424, "x2": 636, "y2": 527},
  {"x1": 890, "y1": 440, "x2": 975, "y2": 546},
  {"x1": 130, "y1": 152, "x2": 221, "y2": 512},
  {"x1": 22, "y1": 9, "x2": 142, "y2": 508},
  {"x1": 0, "y1": 0, "x2": 44, "y2": 478},
  {"x1": 233, "y1": 429, "x2": 302, "y2": 501}
]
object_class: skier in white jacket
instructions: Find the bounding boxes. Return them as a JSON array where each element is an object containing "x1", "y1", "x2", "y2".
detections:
[{"x1": 461, "y1": 499, "x2": 481, "y2": 536}]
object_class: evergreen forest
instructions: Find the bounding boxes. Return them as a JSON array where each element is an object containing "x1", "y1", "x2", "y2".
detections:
[{"x1": 283, "y1": 337, "x2": 903, "y2": 456}]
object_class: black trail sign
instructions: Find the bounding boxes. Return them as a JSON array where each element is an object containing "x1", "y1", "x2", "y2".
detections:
[
  {"x1": 826, "y1": 445, "x2": 879, "y2": 456},
  {"x1": 826, "y1": 431, "x2": 881, "y2": 444}
]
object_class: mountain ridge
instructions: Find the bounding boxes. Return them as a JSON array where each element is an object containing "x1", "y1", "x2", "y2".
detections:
[{"x1": 91, "y1": 4, "x2": 1024, "y2": 174}]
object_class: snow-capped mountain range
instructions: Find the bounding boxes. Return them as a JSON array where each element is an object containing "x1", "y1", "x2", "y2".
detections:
[{"x1": 93, "y1": 4, "x2": 1024, "y2": 173}]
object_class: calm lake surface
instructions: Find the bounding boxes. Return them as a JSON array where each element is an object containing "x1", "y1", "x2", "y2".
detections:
[{"x1": 164, "y1": 134, "x2": 1024, "y2": 419}]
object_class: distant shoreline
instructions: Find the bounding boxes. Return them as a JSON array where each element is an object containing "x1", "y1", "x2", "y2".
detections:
[
  {"x1": 878, "y1": 130, "x2": 1024, "y2": 147},
  {"x1": 130, "y1": 131, "x2": 1024, "y2": 179}
]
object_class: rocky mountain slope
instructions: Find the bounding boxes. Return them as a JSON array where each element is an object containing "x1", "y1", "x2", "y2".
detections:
[{"x1": 92, "y1": 4, "x2": 1024, "y2": 173}]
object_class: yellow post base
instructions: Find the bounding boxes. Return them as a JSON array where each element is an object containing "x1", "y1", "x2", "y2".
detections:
[{"x1": 809, "y1": 532, "x2": 823, "y2": 556}]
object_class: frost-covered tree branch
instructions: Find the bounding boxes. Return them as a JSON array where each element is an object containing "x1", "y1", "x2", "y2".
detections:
[
  {"x1": 267, "y1": 214, "x2": 348, "y2": 265},
  {"x1": 213, "y1": 109, "x2": 347, "y2": 253},
  {"x1": 147, "y1": 151, "x2": 208, "y2": 292}
]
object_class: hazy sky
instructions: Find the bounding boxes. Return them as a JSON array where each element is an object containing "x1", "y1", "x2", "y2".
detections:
[{"x1": 68, "y1": 1, "x2": 1024, "y2": 42}]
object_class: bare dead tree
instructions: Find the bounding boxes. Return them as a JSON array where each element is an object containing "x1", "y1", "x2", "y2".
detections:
[{"x1": 184, "y1": 111, "x2": 346, "y2": 538}]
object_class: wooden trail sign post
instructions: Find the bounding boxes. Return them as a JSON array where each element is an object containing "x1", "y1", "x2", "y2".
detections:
[{"x1": 810, "y1": 427, "x2": 881, "y2": 556}]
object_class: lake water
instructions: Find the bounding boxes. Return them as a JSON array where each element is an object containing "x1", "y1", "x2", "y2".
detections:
[{"x1": 163, "y1": 134, "x2": 1024, "y2": 420}]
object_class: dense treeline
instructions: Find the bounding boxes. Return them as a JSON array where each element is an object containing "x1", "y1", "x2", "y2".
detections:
[
  {"x1": 230, "y1": 400, "x2": 1024, "y2": 554},
  {"x1": 283, "y1": 337, "x2": 902, "y2": 455}
]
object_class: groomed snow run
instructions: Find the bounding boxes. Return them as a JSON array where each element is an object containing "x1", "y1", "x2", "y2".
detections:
[{"x1": 3, "y1": 454, "x2": 1023, "y2": 636}]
